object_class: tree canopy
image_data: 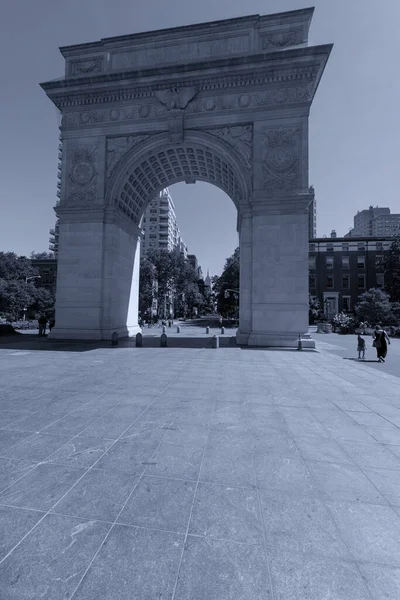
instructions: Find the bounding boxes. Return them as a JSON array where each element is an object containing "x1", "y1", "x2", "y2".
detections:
[{"x1": 384, "y1": 236, "x2": 400, "y2": 302}]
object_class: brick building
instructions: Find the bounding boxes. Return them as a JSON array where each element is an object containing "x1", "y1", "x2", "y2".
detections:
[{"x1": 309, "y1": 235, "x2": 392, "y2": 318}]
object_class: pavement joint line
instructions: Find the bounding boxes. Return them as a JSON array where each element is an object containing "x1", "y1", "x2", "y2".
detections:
[
  {"x1": 169, "y1": 373, "x2": 220, "y2": 600},
  {"x1": 67, "y1": 350, "x2": 204, "y2": 600},
  {"x1": 0, "y1": 353, "x2": 198, "y2": 568}
]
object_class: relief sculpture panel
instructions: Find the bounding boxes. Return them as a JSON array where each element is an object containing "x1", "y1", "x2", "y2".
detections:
[
  {"x1": 205, "y1": 125, "x2": 252, "y2": 170},
  {"x1": 106, "y1": 135, "x2": 149, "y2": 178},
  {"x1": 262, "y1": 127, "x2": 300, "y2": 193},
  {"x1": 66, "y1": 144, "x2": 98, "y2": 206}
]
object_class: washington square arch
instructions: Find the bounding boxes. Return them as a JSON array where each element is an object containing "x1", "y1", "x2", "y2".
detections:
[{"x1": 41, "y1": 7, "x2": 332, "y2": 347}]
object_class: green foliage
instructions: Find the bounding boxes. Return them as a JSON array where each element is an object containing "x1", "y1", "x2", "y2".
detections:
[
  {"x1": 384, "y1": 236, "x2": 400, "y2": 302},
  {"x1": 212, "y1": 248, "x2": 240, "y2": 317},
  {"x1": 355, "y1": 288, "x2": 393, "y2": 326},
  {"x1": 30, "y1": 251, "x2": 55, "y2": 259},
  {"x1": 0, "y1": 252, "x2": 55, "y2": 320},
  {"x1": 139, "y1": 249, "x2": 210, "y2": 319}
]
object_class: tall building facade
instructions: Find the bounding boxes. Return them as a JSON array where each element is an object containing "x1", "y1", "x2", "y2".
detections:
[
  {"x1": 308, "y1": 185, "x2": 317, "y2": 239},
  {"x1": 345, "y1": 206, "x2": 400, "y2": 238},
  {"x1": 49, "y1": 133, "x2": 63, "y2": 257},
  {"x1": 141, "y1": 188, "x2": 187, "y2": 257}
]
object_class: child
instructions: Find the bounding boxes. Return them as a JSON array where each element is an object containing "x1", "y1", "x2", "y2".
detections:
[{"x1": 357, "y1": 334, "x2": 366, "y2": 359}]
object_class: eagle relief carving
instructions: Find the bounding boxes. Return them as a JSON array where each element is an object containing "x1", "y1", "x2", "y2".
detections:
[
  {"x1": 154, "y1": 86, "x2": 198, "y2": 142},
  {"x1": 154, "y1": 86, "x2": 198, "y2": 111}
]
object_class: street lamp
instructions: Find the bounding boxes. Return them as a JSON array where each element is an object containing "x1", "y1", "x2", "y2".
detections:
[
  {"x1": 224, "y1": 289, "x2": 240, "y2": 323},
  {"x1": 25, "y1": 276, "x2": 41, "y2": 284}
]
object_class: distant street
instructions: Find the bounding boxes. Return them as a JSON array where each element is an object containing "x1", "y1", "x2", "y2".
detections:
[{"x1": 314, "y1": 331, "x2": 400, "y2": 379}]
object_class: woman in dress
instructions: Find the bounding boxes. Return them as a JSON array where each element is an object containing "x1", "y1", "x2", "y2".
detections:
[{"x1": 373, "y1": 325, "x2": 391, "y2": 362}]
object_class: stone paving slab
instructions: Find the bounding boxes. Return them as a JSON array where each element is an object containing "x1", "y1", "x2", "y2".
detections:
[{"x1": 1, "y1": 344, "x2": 400, "y2": 599}]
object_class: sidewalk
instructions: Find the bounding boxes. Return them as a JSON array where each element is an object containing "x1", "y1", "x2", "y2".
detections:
[{"x1": 1, "y1": 344, "x2": 400, "y2": 599}]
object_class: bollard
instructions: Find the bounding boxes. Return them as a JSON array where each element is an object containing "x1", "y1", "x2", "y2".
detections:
[
  {"x1": 160, "y1": 333, "x2": 168, "y2": 347},
  {"x1": 297, "y1": 334, "x2": 303, "y2": 351},
  {"x1": 162, "y1": 325, "x2": 166, "y2": 334},
  {"x1": 176, "y1": 325, "x2": 181, "y2": 333},
  {"x1": 212, "y1": 335, "x2": 219, "y2": 349},
  {"x1": 111, "y1": 332, "x2": 119, "y2": 346},
  {"x1": 206, "y1": 326, "x2": 210, "y2": 334},
  {"x1": 136, "y1": 332, "x2": 143, "y2": 347},
  {"x1": 221, "y1": 327, "x2": 225, "y2": 335}
]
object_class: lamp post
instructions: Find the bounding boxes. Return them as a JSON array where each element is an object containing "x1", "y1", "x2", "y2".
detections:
[
  {"x1": 25, "y1": 276, "x2": 41, "y2": 284},
  {"x1": 224, "y1": 289, "x2": 240, "y2": 323}
]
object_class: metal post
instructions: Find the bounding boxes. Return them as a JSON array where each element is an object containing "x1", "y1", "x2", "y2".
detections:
[
  {"x1": 160, "y1": 333, "x2": 168, "y2": 347},
  {"x1": 136, "y1": 332, "x2": 143, "y2": 347},
  {"x1": 297, "y1": 334, "x2": 303, "y2": 351}
]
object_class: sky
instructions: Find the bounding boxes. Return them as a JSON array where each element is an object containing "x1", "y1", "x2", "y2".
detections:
[{"x1": 0, "y1": 0, "x2": 399, "y2": 277}]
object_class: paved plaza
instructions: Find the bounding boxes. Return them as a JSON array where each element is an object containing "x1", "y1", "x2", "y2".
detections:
[{"x1": 1, "y1": 340, "x2": 400, "y2": 599}]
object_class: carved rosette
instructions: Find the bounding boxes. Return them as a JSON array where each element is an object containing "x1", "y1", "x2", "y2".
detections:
[
  {"x1": 67, "y1": 145, "x2": 98, "y2": 205},
  {"x1": 206, "y1": 125, "x2": 253, "y2": 170},
  {"x1": 106, "y1": 135, "x2": 149, "y2": 178},
  {"x1": 262, "y1": 128, "x2": 300, "y2": 192}
]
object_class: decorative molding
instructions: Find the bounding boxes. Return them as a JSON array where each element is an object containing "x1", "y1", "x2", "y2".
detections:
[
  {"x1": 67, "y1": 145, "x2": 98, "y2": 205},
  {"x1": 262, "y1": 28, "x2": 304, "y2": 50},
  {"x1": 206, "y1": 125, "x2": 252, "y2": 170},
  {"x1": 60, "y1": 82, "x2": 313, "y2": 129},
  {"x1": 262, "y1": 127, "x2": 300, "y2": 192},
  {"x1": 106, "y1": 135, "x2": 149, "y2": 178},
  {"x1": 69, "y1": 58, "x2": 103, "y2": 76},
  {"x1": 54, "y1": 64, "x2": 318, "y2": 110}
]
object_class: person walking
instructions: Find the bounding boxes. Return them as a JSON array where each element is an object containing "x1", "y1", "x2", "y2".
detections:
[
  {"x1": 357, "y1": 334, "x2": 366, "y2": 360},
  {"x1": 373, "y1": 325, "x2": 391, "y2": 362},
  {"x1": 38, "y1": 315, "x2": 47, "y2": 336}
]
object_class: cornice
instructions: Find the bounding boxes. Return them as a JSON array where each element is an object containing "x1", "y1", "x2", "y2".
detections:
[{"x1": 41, "y1": 48, "x2": 331, "y2": 110}]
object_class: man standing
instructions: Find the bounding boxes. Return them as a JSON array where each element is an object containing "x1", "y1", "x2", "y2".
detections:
[{"x1": 38, "y1": 315, "x2": 47, "y2": 336}]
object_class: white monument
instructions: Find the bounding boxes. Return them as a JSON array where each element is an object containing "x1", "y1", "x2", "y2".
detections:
[{"x1": 41, "y1": 8, "x2": 332, "y2": 346}]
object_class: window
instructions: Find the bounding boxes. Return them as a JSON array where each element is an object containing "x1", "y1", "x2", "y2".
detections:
[
  {"x1": 342, "y1": 275, "x2": 350, "y2": 289},
  {"x1": 342, "y1": 243, "x2": 349, "y2": 252},
  {"x1": 326, "y1": 243, "x2": 334, "y2": 252},
  {"x1": 325, "y1": 256, "x2": 334, "y2": 270},
  {"x1": 342, "y1": 296, "x2": 351, "y2": 312},
  {"x1": 342, "y1": 256, "x2": 350, "y2": 269},
  {"x1": 358, "y1": 242, "x2": 366, "y2": 250},
  {"x1": 309, "y1": 275, "x2": 316, "y2": 289},
  {"x1": 309, "y1": 244, "x2": 315, "y2": 252},
  {"x1": 376, "y1": 242, "x2": 383, "y2": 250},
  {"x1": 309, "y1": 257, "x2": 316, "y2": 270},
  {"x1": 149, "y1": 234, "x2": 157, "y2": 239},
  {"x1": 376, "y1": 273, "x2": 384, "y2": 288},
  {"x1": 375, "y1": 255, "x2": 384, "y2": 269},
  {"x1": 357, "y1": 274, "x2": 366, "y2": 288},
  {"x1": 150, "y1": 209, "x2": 157, "y2": 214},
  {"x1": 150, "y1": 217, "x2": 157, "y2": 222},
  {"x1": 326, "y1": 275, "x2": 334, "y2": 289},
  {"x1": 357, "y1": 256, "x2": 365, "y2": 269}
]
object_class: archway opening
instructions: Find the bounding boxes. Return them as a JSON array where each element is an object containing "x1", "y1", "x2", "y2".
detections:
[{"x1": 138, "y1": 182, "x2": 238, "y2": 326}]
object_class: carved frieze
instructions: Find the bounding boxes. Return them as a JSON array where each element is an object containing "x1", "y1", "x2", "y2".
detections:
[
  {"x1": 67, "y1": 145, "x2": 98, "y2": 205},
  {"x1": 111, "y1": 36, "x2": 249, "y2": 70},
  {"x1": 262, "y1": 127, "x2": 300, "y2": 192},
  {"x1": 106, "y1": 135, "x2": 149, "y2": 178},
  {"x1": 154, "y1": 87, "x2": 198, "y2": 111},
  {"x1": 206, "y1": 125, "x2": 252, "y2": 170},
  {"x1": 262, "y1": 28, "x2": 304, "y2": 50},
  {"x1": 60, "y1": 83, "x2": 313, "y2": 129},
  {"x1": 69, "y1": 58, "x2": 103, "y2": 77}
]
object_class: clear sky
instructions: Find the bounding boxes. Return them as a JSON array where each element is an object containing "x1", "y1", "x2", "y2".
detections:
[{"x1": 0, "y1": 0, "x2": 399, "y2": 277}]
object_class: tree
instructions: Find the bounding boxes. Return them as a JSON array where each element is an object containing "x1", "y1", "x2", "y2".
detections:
[
  {"x1": 309, "y1": 295, "x2": 321, "y2": 323},
  {"x1": 355, "y1": 288, "x2": 392, "y2": 326},
  {"x1": 0, "y1": 252, "x2": 38, "y2": 281},
  {"x1": 212, "y1": 248, "x2": 240, "y2": 316},
  {"x1": 384, "y1": 236, "x2": 400, "y2": 302},
  {"x1": 139, "y1": 258, "x2": 156, "y2": 317}
]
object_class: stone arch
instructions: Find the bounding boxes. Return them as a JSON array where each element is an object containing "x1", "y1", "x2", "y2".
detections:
[
  {"x1": 41, "y1": 9, "x2": 331, "y2": 345},
  {"x1": 105, "y1": 130, "x2": 252, "y2": 225}
]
